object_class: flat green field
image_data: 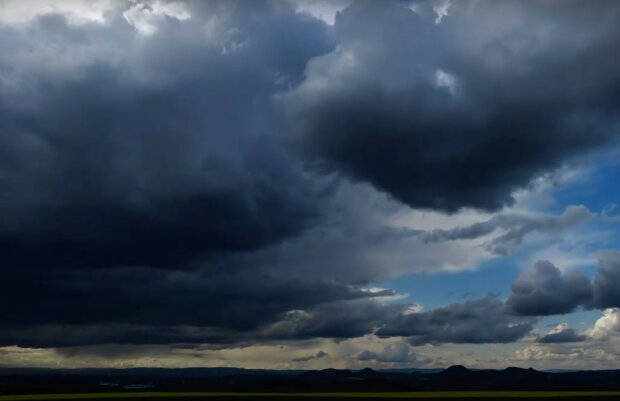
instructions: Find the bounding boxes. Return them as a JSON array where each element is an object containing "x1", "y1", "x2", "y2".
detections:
[{"x1": 4, "y1": 393, "x2": 620, "y2": 401}]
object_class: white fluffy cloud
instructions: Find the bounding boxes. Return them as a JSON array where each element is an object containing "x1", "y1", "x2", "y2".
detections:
[
  {"x1": 123, "y1": 0, "x2": 191, "y2": 36},
  {"x1": 288, "y1": 0, "x2": 352, "y2": 25},
  {"x1": 588, "y1": 308, "x2": 620, "y2": 340},
  {"x1": 0, "y1": 0, "x2": 116, "y2": 26}
]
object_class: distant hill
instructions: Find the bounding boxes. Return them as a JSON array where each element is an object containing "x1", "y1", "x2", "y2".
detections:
[{"x1": 2, "y1": 365, "x2": 620, "y2": 394}]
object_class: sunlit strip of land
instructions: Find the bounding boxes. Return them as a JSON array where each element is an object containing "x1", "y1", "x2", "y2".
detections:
[{"x1": 4, "y1": 392, "x2": 620, "y2": 400}]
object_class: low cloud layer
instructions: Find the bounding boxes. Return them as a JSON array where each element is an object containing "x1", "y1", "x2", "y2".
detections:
[
  {"x1": 417, "y1": 205, "x2": 593, "y2": 255},
  {"x1": 378, "y1": 296, "x2": 536, "y2": 345},
  {"x1": 357, "y1": 343, "x2": 419, "y2": 364},
  {"x1": 536, "y1": 324, "x2": 587, "y2": 344}
]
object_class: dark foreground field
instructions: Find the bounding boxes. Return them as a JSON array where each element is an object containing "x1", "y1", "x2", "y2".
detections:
[
  {"x1": 5, "y1": 393, "x2": 620, "y2": 401},
  {"x1": 5, "y1": 367, "x2": 620, "y2": 399}
]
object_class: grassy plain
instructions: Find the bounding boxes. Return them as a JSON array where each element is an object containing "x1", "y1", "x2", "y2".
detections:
[{"x1": 4, "y1": 392, "x2": 620, "y2": 401}]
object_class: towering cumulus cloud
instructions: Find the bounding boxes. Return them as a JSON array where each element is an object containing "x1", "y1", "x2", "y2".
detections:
[
  {"x1": 0, "y1": 0, "x2": 620, "y2": 365},
  {"x1": 282, "y1": 0, "x2": 620, "y2": 211}
]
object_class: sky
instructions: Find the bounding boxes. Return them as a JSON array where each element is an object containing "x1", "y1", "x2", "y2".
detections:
[{"x1": 1, "y1": 0, "x2": 620, "y2": 371}]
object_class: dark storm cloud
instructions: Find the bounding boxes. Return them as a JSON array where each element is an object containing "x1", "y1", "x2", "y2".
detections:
[
  {"x1": 0, "y1": 0, "x2": 332, "y2": 270},
  {"x1": 0, "y1": 271, "x2": 541, "y2": 348},
  {"x1": 591, "y1": 252, "x2": 620, "y2": 309},
  {"x1": 506, "y1": 253, "x2": 620, "y2": 317},
  {"x1": 282, "y1": 0, "x2": 620, "y2": 212},
  {"x1": 0, "y1": 258, "x2": 402, "y2": 347},
  {"x1": 377, "y1": 296, "x2": 535, "y2": 345},
  {"x1": 507, "y1": 261, "x2": 592, "y2": 316},
  {"x1": 0, "y1": 266, "x2": 386, "y2": 328},
  {"x1": 0, "y1": 299, "x2": 401, "y2": 348},
  {"x1": 0, "y1": 324, "x2": 237, "y2": 348},
  {"x1": 262, "y1": 299, "x2": 404, "y2": 340}
]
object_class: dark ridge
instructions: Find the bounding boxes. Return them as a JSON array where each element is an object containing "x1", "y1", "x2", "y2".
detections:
[
  {"x1": 504, "y1": 366, "x2": 537, "y2": 372},
  {"x1": 440, "y1": 365, "x2": 470, "y2": 375},
  {"x1": 502, "y1": 366, "x2": 541, "y2": 379},
  {"x1": 302, "y1": 368, "x2": 353, "y2": 378},
  {"x1": 4, "y1": 366, "x2": 620, "y2": 394},
  {"x1": 504, "y1": 366, "x2": 539, "y2": 373},
  {"x1": 358, "y1": 368, "x2": 379, "y2": 377}
]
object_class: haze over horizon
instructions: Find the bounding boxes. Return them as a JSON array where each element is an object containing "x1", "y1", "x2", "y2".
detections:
[{"x1": 2, "y1": 0, "x2": 620, "y2": 372}]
